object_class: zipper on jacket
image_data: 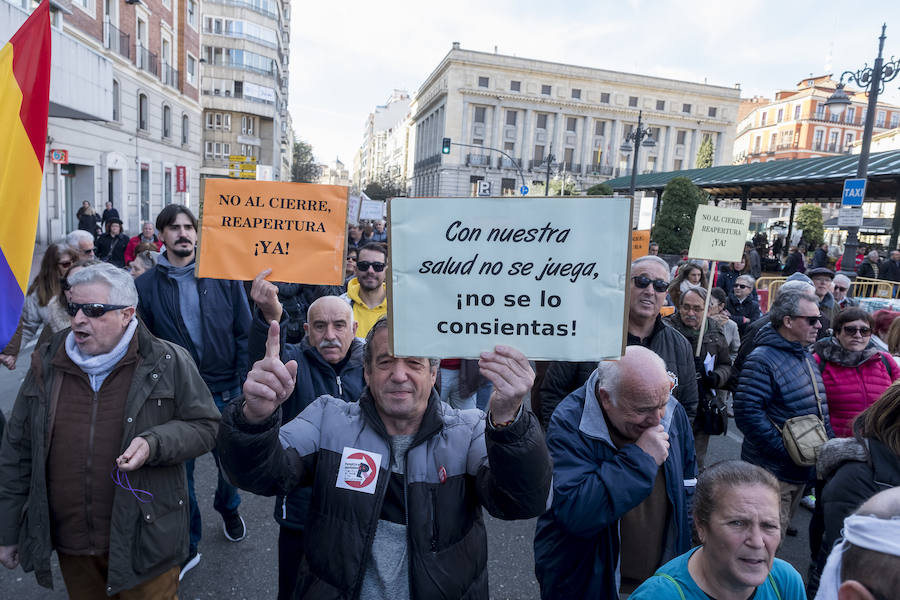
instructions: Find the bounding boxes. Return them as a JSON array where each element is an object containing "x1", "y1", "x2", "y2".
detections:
[
  {"x1": 85, "y1": 389, "x2": 99, "y2": 552},
  {"x1": 404, "y1": 466, "x2": 414, "y2": 599},
  {"x1": 336, "y1": 375, "x2": 343, "y2": 397},
  {"x1": 351, "y1": 443, "x2": 392, "y2": 600},
  {"x1": 430, "y1": 487, "x2": 439, "y2": 552},
  {"x1": 282, "y1": 496, "x2": 287, "y2": 520}
]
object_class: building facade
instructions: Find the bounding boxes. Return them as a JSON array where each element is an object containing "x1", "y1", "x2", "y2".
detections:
[
  {"x1": 198, "y1": 0, "x2": 291, "y2": 181},
  {"x1": 2, "y1": 0, "x2": 203, "y2": 244},
  {"x1": 317, "y1": 158, "x2": 350, "y2": 187},
  {"x1": 408, "y1": 44, "x2": 741, "y2": 198},
  {"x1": 733, "y1": 75, "x2": 900, "y2": 164},
  {"x1": 355, "y1": 89, "x2": 411, "y2": 192}
]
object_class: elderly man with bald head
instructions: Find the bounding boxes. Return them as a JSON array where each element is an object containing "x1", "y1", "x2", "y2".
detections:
[
  {"x1": 250, "y1": 271, "x2": 365, "y2": 600},
  {"x1": 535, "y1": 345, "x2": 697, "y2": 599}
]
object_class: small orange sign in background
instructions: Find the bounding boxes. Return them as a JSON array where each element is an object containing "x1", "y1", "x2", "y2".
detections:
[
  {"x1": 631, "y1": 230, "x2": 651, "y2": 258},
  {"x1": 197, "y1": 179, "x2": 348, "y2": 283}
]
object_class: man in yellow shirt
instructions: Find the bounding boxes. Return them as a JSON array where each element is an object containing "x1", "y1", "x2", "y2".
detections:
[{"x1": 342, "y1": 242, "x2": 387, "y2": 337}]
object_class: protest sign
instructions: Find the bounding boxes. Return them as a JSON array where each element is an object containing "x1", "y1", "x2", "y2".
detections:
[
  {"x1": 632, "y1": 230, "x2": 651, "y2": 258},
  {"x1": 347, "y1": 195, "x2": 361, "y2": 225},
  {"x1": 688, "y1": 204, "x2": 751, "y2": 262},
  {"x1": 197, "y1": 179, "x2": 348, "y2": 284},
  {"x1": 388, "y1": 196, "x2": 632, "y2": 361},
  {"x1": 360, "y1": 197, "x2": 385, "y2": 221}
]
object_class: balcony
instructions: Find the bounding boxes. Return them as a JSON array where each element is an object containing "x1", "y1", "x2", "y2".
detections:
[
  {"x1": 589, "y1": 164, "x2": 615, "y2": 176},
  {"x1": 561, "y1": 163, "x2": 581, "y2": 173},
  {"x1": 135, "y1": 45, "x2": 158, "y2": 77},
  {"x1": 104, "y1": 21, "x2": 130, "y2": 60},
  {"x1": 467, "y1": 153, "x2": 490, "y2": 167},
  {"x1": 497, "y1": 157, "x2": 520, "y2": 169},
  {"x1": 205, "y1": 0, "x2": 277, "y2": 19},
  {"x1": 161, "y1": 63, "x2": 179, "y2": 89}
]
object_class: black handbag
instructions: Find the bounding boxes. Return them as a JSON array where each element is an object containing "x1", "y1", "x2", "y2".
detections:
[{"x1": 697, "y1": 393, "x2": 728, "y2": 435}]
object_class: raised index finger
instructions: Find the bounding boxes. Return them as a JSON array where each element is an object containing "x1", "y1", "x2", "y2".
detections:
[
  {"x1": 265, "y1": 320, "x2": 281, "y2": 359},
  {"x1": 253, "y1": 268, "x2": 273, "y2": 285}
]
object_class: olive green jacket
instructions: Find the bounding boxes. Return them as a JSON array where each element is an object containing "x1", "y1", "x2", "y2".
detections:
[{"x1": 0, "y1": 322, "x2": 220, "y2": 595}]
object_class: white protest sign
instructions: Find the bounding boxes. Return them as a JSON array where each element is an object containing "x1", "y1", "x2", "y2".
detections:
[
  {"x1": 347, "y1": 195, "x2": 361, "y2": 225},
  {"x1": 359, "y1": 198, "x2": 385, "y2": 221},
  {"x1": 388, "y1": 196, "x2": 632, "y2": 361},
  {"x1": 688, "y1": 204, "x2": 751, "y2": 262}
]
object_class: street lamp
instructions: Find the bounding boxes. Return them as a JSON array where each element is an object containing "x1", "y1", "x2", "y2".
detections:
[
  {"x1": 619, "y1": 110, "x2": 656, "y2": 197},
  {"x1": 825, "y1": 23, "x2": 899, "y2": 277}
]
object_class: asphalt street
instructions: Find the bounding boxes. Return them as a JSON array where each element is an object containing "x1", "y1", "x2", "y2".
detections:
[{"x1": 0, "y1": 349, "x2": 813, "y2": 599}]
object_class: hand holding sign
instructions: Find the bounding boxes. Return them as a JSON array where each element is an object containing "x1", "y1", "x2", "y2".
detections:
[
  {"x1": 242, "y1": 321, "x2": 298, "y2": 424},
  {"x1": 251, "y1": 269, "x2": 283, "y2": 323},
  {"x1": 478, "y1": 345, "x2": 534, "y2": 425}
]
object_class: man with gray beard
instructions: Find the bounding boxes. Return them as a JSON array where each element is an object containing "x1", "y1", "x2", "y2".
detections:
[{"x1": 250, "y1": 271, "x2": 365, "y2": 600}]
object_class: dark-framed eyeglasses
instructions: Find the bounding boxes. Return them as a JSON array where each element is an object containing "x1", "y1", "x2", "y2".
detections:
[
  {"x1": 357, "y1": 261, "x2": 386, "y2": 272},
  {"x1": 734, "y1": 284, "x2": 751, "y2": 289},
  {"x1": 841, "y1": 326, "x2": 871, "y2": 336},
  {"x1": 67, "y1": 302, "x2": 129, "y2": 318},
  {"x1": 790, "y1": 314, "x2": 822, "y2": 326},
  {"x1": 632, "y1": 275, "x2": 668, "y2": 293}
]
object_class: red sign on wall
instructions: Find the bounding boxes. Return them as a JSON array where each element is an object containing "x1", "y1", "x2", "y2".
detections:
[
  {"x1": 50, "y1": 149, "x2": 68, "y2": 164},
  {"x1": 176, "y1": 166, "x2": 187, "y2": 192}
]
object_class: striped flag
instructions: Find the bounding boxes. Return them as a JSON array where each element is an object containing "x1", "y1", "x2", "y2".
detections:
[{"x1": 0, "y1": 1, "x2": 51, "y2": 349}]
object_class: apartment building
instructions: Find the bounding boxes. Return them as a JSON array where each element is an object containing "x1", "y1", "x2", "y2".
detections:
[
  {"x1": 734, "y1": 75, "x2": 900, "y2": 164},
  {"x1": 317, "y1": 158, "x2": 350, "y2": 187},
  {"x1": 199, "y1": 0, "x2": 291, "y2": 181},
  {"x1": 408, "y1": 43, "x2": 741, "y2": 198},
  {"x1": 356, "y1": 90, "x2": 411, "y2": 191},
  {"x1": 2, "y1": 0, "x2": 202, "y2": 243}
]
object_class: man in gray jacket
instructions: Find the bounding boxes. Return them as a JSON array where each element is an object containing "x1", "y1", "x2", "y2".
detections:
[{"x1": 0, "y1": 263, "x2": 220, "y2": 597}]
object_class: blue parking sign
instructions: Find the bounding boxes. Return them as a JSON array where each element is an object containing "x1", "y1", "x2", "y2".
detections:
[{"x1": 841, "y1": 178, "x2": 867, "y2": 207}]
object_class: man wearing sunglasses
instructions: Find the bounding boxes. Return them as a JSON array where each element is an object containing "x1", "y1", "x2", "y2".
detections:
[
  {"x1": 734, "y1": 287, "x2": 835, "y2": 534},
  {"x1": 725, "y1": 274, "x2": 762, "y2": 337},
  {"x1": 0, "y1": 263, "x2": 220, "y2": 597},
  {"x1": 341, "y1": 242, "x2": 388, "y2": 338},
  {"x1": 540, "y1": 255, "x2": 698, "y2": 426},
  {"x1": 135, "y1": 204, "x2": 252, "y2": 577},
  {"x1": 832, "y1": 273, "x2": 859, "y2": 309},
  {"x1": 66, "y1": 229, "x2": 96, "y2": 260}
]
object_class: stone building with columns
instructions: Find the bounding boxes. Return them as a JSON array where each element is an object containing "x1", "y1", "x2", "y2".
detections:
[{"x1": 408, "y1": 43, "x2": 741, "y2": 197}]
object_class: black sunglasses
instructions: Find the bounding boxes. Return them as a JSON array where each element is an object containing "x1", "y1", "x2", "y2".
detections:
[
  {"x1": 67, "y1": 302, "x2": 129, "y2": 318},
  {"x1": 357, "y1": 261, "x2": 386, "y2": 272},
  {"x1": 734, "y1": 284, "x2": 751, "y2": 289},
  {"x1": 632, "y1": 274, "x2": 668, "y2": 293},
  {"x1": 834, "y1": 285, "x2": 848, "y2": 292},
  {"x1": 842, "y1": 326, "x2": 872, "y2": 336},
  {"x1": 790, "y1": 314, "x2": 822, "y2": 326}
]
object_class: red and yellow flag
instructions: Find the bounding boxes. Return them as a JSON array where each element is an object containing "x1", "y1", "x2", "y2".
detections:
[{"x1": 0, "y1": 1, "x2": 51, "y2": 349}]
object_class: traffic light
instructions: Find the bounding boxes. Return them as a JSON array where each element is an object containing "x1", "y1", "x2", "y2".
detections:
[{"x1": 442, "y1": 137, "x2": 452, "y2": 154}]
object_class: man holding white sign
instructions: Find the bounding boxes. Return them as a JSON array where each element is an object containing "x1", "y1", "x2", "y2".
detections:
[{"x1": 217, "y1": 317, "x2": 551, "y2": 599}]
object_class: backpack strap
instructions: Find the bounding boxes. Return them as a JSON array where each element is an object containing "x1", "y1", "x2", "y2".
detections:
[
  {"x1": 652, "y1": 573, "x2": 686, "y2": 600},
  {"x1": 768, "y1": 572, "x2": 782, "y2": 600},
  {"x1": 879, "y1": 353, "x2": 894, "y2": 379}
]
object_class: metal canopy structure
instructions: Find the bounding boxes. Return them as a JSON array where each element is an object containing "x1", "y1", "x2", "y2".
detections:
[{"x1": 604, "y1": 149, "x2": 900, "y2": 202}]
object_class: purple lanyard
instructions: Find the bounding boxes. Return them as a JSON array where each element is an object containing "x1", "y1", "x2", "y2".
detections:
[{"x1": 110, "y1": 466, "x2": 154, "y2": 503}]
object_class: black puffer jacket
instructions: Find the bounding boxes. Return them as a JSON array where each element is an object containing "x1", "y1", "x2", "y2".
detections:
[
  {"x1": 539, "y1": 315, "x2": 698, "y2": 426},
  {"x1": 218, "y1": 391, "x2": 551, "y2": 599}
]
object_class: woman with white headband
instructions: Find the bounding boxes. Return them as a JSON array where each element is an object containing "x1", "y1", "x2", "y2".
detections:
[{"x1": 630, "y1": 460, "x2": 805, "y2": 600}]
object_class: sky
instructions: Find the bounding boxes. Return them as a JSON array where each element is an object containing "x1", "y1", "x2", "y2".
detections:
[{"x1": 290, "y1": 0, "x2": 900, "y2": 165}]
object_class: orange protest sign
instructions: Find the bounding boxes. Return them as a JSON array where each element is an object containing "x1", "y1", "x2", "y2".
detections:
[
  {"x1": 631, "y1": 230, "x2": 651, "y2": 258},
  {"x1": 196, "y1": 179, "x2": 348, "y2": 284}
]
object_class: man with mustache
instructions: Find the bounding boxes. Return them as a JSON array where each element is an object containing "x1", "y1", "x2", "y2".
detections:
[
  {"x1": 249, "y1": 273, "x2": 365, "y2": 600},
  {"x1": 134, "y1": 204, "x2": 251, "y2": 579}
]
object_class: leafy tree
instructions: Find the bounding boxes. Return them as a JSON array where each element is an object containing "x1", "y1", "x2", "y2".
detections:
[
  {"x1": 530, "y1": 178, "x2": 576, "y2": 196},
  {"x1": 291, "y1": 139, "x2": 319, "y2": 183},
  {"x1": 795, "y1": 204, "x2": 824, "y2": 248},
  {"x1": 651, "y1": 177, "x2": 705, "y2": 254},
  {"x1": 696, "y1": 136, "x2": 714, "y2": 169},
  {"x1": 586, "y1": 183, "x2": 614, "y2": 195}
]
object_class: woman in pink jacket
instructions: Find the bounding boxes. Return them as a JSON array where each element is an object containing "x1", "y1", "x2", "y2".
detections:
[{"x1": 813, "y1": 307, "x2": 899, "y2": 437}]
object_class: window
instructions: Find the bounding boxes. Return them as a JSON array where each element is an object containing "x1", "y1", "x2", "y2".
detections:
[
  {"x1": 533, "y1": 145, "x2": 544, "y2": 163},
  {"x1": 138, "y1": 93, "x2": 148, "y2": 130},
  {"x1": 892, "y1": 114, "x2": 899, "y2": 128},
  {"x1": 760, "y1": 112, "x2": 767, "y2": 126},
  {"x1": 829, "y1": 130, "x2": 839, "y2": 149},
  {"x1": 776, "y1": 108, "x2": 783, "y2": 122},
  {"x1": 472, "y1": 138, "x2": 483, "y2": 146},
  {"x1": 501, "y1": 178, "x2": 516, "y2": 196},
  {"x1": 541, "y1": 84, "x2": 551, "y2": 96},
  {"x1": 566, "y1": 117, "x2": 577, "y2": 132},
  {"x1": 112, "y1": 80, "x2": 120, "y2": 121},
  {"x1": 656, "y1": 100, "x2": 665, "y2": 111},
  {"x1": 571, "y1": 88, "x2": 581, "y2": 100},
  {"x1": 676, "y1": 130, "x2": 687, "y2": 145},
  {"x1": 241, "y1": 115, "x2": 255, "y2": 135},
  {"x1": 845, "y1": 132, "x2": 854, "y2": 148},
  {"x1": 214, "y1": 113, "x2": 222, "y2": 128},
  {"x1": 754, "y1": 136, "x2": 761, "y2": 153},
  {"x1": 814, "y1": 130, "x2": 824, "y2": 149},
  {"x1": 162, "y1": 105, "x2": 171, "y2": 138},
  {"x1": 708, "y1": 106, "x2": 717, "y2": 118},
  {"x1": 794, "y1": 105, "x2": 801, "y2": 120},
  {"x1": 205, "y1": 141, "x2": 213, "y2": 158},
  {"x1": 682, "y1": 103, "x2": 691, "y2": 114},
  {"x1": 594, "y1": 120, "x2": 605, "y2": 136},
  {"x1": 510, "y1": 80, "x2": 521, "y2": 92},
  {"x1": 223, "y1": 114, "x2": 231, "y2": 131},
  {"x1": 846, "y1": 106, "x2": 856, "y2": 124},
  {"x1": 187, "y1": 0, "x2": 197, "y2": 28},
  {"x1": 206, "y1": 113, "x2": 214, "y2": 129},
  {"x1": 628, "y1": 96, "x2": 639, "y2": 108},
  {"x1": 563, "y1": 148, "x2": 574, "y2": 165},
  {"x1": 815, "y1": 103, "x2": 825, "y2": 118},
  {"x1": 503, "y1": 141, "x2": 514, "y2": 154},
  {"x1": 876, "y1": 111, "x2": 886, "y2": 127},
  {"x1": 186, "y1": 55, "x2": 197, "y2": 86},
  {"x1": 181, "y1": 115, "x2": 189, "y2": 145},
  {"x1": 600, "y1": 92, "x2": 610, "y2": 104},
  {"x1": 536, "y1": 113, "x2": 548, "y2": 129},
  {"x1": 769, "y1": 133, "x2": 777, "y2": 150},
  {"x1": 474, "y1": 106, "x2": 486, "y2": 123},
  {"x1": 478, "y1": 76, "x2": 489, "y2": 88},
  {"x1": 674, "y1": 159, "x2": 683, "y2": 170},
  {"x1": 505, "y1": 110, "x2": 517, "y2": 126}
]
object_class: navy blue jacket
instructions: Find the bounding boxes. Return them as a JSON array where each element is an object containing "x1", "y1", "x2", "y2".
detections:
[
  {"x1": 534, "y1": 370, "x2": 696, "y2": 599},
  {"x1": 135, "y1": 258, "x2": 250, "y2": 393},
  {"x1": 734, "y1": 323, "x2": 835, "y2": 483},
  {"x1": 247, "y1": 310, "x2": 365, "y2": 529},
  {"x1": 726, "y1": 293, "x2": 762, "y2": 337}
]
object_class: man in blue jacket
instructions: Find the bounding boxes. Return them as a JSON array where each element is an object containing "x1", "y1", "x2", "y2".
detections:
[
  {"x1": 534, "y1": 345, "x2": 696, "y2": 599},
  {"x1": 734, "y1": 287, "x2": 834, "y2": 534},
  {"x1": 135, "y1": 204, "x2": 251, "y2": 578},
  {"x1": 249, "y1": 270, "x2": 365, "y2": 600}
]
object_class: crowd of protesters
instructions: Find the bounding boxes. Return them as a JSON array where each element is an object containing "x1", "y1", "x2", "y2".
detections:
[{"x1": 1, "y1": 204, "x2": 900, "y2": 600}]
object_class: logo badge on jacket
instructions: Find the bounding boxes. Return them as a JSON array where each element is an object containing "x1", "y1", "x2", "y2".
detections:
[
  {"x1": 438, "y1": 465, "x2": 447, "y2": 483},
  {"x1": 336, "y1": 447, "x2": 382, "y2": 494}
]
